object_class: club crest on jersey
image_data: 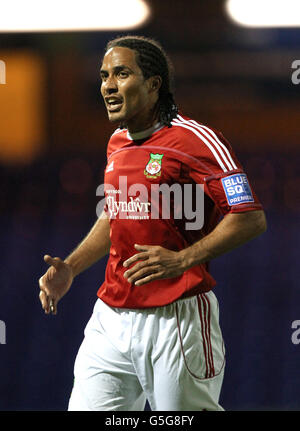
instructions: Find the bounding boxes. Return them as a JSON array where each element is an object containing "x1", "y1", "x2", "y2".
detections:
[{"x1": 144, "y1": 153, "x2": 164, "y2": 179}]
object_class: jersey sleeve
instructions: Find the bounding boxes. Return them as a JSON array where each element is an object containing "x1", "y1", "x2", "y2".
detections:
[
  {"x1": 186, "y1": 126, "x2": 263, "y2": 215},
  {"x1": 106, "y1": 128, "x2": 122, "y2": 160}
]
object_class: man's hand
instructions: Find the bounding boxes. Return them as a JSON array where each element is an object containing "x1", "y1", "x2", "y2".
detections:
[
  {"x1": 39, "y1": 255, "x2": 74, "y2": 315},
  {"x1": 122, "y1": 211, "x2": 267, "y2": 288},
  {"x1": 123, "y1": 244, "x2": 186, "y2": 286}
]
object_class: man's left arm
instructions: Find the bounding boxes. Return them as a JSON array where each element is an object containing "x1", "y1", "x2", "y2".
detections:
[{"x1": 123, "y1": 210, "x2": 267, "y2": 286}]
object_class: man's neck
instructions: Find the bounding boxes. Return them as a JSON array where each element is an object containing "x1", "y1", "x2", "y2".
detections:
[{"x1": 127, "y1": 121, "x2": 163, "y2": 141}]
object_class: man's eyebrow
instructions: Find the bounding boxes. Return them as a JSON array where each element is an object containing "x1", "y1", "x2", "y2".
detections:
[{"x1": 100, "y1": 65, "x2": 133, "y2": 75}]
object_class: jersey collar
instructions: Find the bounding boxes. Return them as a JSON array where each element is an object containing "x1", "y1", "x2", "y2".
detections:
[{"x1": 127, "y1": 122, "x2": 164, "y2": 141}]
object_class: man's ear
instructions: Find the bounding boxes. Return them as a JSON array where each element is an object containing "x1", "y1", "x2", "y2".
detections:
[{"x1": 148, "y1": 75, "x2": 162, "y2": 93}]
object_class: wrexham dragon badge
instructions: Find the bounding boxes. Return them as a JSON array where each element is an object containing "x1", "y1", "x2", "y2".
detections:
[{"x1": 144, "y1": 153, "x2": 164, "y2": 179}]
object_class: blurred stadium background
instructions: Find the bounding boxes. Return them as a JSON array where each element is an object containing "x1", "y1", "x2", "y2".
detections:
[{"x1": 0, "y1": 0, "x2": 299, "y2": 410}]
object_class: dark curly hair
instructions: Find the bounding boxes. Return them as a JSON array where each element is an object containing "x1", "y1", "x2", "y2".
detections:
[{"x1": 104, "y1": 35, "x2": 179, "y2": 128}]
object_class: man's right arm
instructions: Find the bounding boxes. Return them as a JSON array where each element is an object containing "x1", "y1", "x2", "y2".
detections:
[
  {"x1": 39, "y1": 211, "x2": 111, "y2": 315},
  {"x1": 64, "y1": 210, "x2": 111, "y2": 277}
]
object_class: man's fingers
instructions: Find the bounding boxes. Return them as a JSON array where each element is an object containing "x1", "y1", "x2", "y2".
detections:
[
  {"x1": 123, "y1": 251, "x2": 149, "y2": 268},
  {"x1": 123, "y1": 245, "x2": 160, "y2": 268},
  {"x1": 39, "y1": 254, "x2": 63, "y2": 316},
  {"x1": 38, "y1": 275, "x2": 50, "y2": 296},
  {"x1": 125, "y1": 265, "x2": 160, "y2": 284},
  {"x1": 134, "y1": 273, "x2": 162, "y2": 286},
  {"x1": 134, "y1": 244, "x2": 152, "y2": 252},
  {"x1": 124, "y1": 260, "x2": 152, "y2": 279},
  {"x1": 44, "y1": 255, "x2": 64, "y2": 270},
  {"x1": 39, "y1": 290, "x2": 57, "y2": 315},
  {"x1": 39, "y1": 289, "x2": 46, "y2": 305},
  {"x1": 49, "y1": 298, "x2": 57, "y2": 315},
  {"x1": 39, "y1": 290, "x2": 50, "y2": 313}
]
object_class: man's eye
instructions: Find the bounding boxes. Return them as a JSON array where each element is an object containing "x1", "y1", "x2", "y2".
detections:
[{"x1": 118, "y1": 71, "x2": 128, "y2": 78}]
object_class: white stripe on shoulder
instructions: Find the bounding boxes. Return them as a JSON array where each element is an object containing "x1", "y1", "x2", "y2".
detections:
[
  {"x1": 176, "y1": 115, "x2": 237, "y2": 170},
  {"x1": 171, "y1": 118, "x2": 228, "y2": 172},
  {"x1": 188, "y1": 118, "x2": 238, "y2": 170}
]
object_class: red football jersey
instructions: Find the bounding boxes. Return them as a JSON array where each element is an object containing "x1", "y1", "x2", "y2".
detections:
[{"x1": 97, "y1": 114, "x2": 263, "y2": 308}]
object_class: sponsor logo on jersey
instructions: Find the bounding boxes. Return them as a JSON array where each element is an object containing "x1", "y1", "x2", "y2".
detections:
[
  {"x1": 221, "y1": 173, "x2": 254, "y2": 206},
  {"x1": 106, "y1": 195, "x2": 151, "y2": 219},
  {"x1": 144, "y1": 153, "x2": 164, "y2": 179},
  {"x1": 96, "y1": 176, "x2": 204, "y2": 230}
]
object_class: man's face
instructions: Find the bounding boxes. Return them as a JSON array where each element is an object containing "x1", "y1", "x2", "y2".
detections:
[{"x1": 100, "y1": 46, "x2": 158, "y2": 132}]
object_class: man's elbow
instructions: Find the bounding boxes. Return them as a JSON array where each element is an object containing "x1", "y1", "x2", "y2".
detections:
[{"x1": 254, "y1": 210, "x2": 267, "y2": 236}]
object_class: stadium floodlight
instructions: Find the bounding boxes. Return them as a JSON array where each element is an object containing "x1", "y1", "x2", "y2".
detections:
[
  {"x1": 0, "y1": 0, "x2": 150, "y2": 32},
  {"x1": 225, "y1": 0, "x2": 300, "y2": 27}
]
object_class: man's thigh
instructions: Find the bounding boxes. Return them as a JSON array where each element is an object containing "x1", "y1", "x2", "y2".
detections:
[
  {"x1": 152, "y1": 366, "x2": 224, "y2": 411},
  {"x1": 68, "y1": 303, "x2": 146, "y2": 411},
  {"x1": 149, "y1": 292, "x2": 225, "y2": 411}
]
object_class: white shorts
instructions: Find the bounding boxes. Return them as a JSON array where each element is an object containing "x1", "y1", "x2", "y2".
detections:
[{"x1": 68, "y1": 291, "x2": 225, "y2": 411}]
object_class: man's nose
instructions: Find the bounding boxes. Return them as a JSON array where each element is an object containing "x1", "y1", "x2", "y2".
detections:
[{"x1": 103, "y1": 76, "x2": 118, "y2": 94}]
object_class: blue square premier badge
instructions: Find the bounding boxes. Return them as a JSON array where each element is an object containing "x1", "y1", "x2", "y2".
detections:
[{"x1": 221, "y1": 173, "x2": 254, "y2": 206}]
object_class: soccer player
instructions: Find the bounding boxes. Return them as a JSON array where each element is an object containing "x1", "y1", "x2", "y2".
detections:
[{"x1": 39, "y1": 36, "x2": 267, "y2": 411}]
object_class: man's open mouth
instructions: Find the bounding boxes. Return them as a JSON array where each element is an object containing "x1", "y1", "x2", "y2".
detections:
[{"x1": 106, "y1": 97, "x2": 123, "y2": 112}]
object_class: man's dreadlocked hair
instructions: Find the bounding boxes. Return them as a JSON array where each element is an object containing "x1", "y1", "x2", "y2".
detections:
[{"x1": 105, "y1": 35, "x2": 179, "y2": 128}]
